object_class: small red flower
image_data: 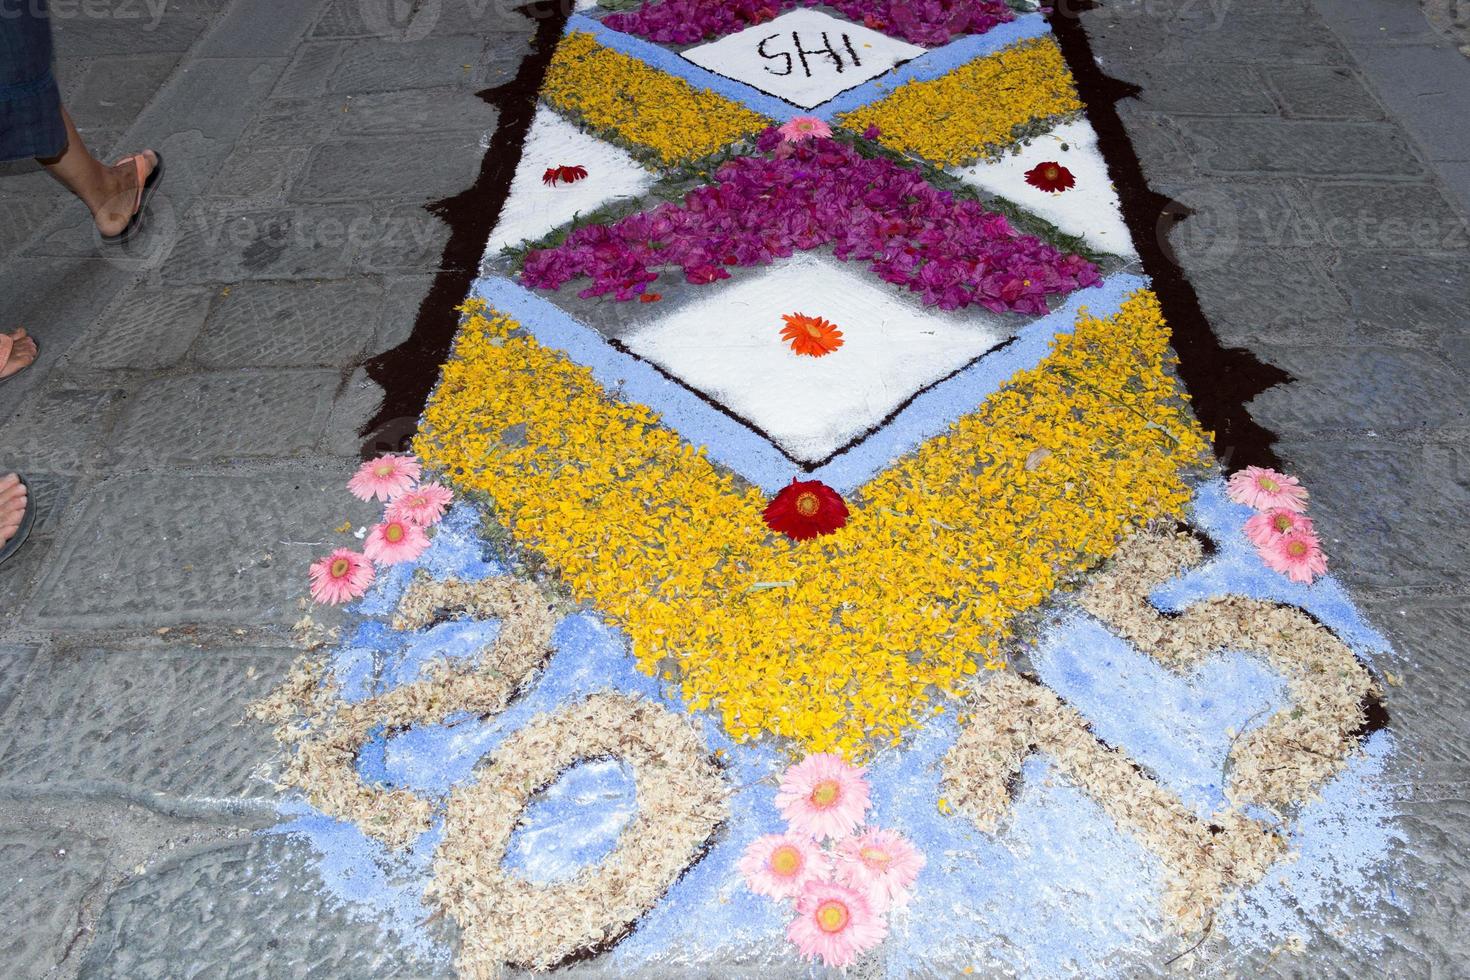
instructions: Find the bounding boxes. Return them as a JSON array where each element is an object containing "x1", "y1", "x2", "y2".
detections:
[
  {"x1": 1024, "y1": 161, "x2": 1076, "y2": 193},
  {"x1": 543, "y1": 164, "x2": 589, "y2": 186},
  {"x1": 640, "y1": 292, "x2": 662, "y2": 303},
  {"x1": 763, "y1": 479, "x2": 849, "y2": 541}
]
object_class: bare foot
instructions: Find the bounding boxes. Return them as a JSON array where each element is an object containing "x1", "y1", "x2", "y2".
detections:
[
  {"x1": 93, "y1": 149, "x2": 159, "y2": 237},
  {"x1": 0, "y1": 328, "x2": 37, "y2": 380},
  {"x1": 0, "y1": 475, "x2": 27, "y2": 549}
]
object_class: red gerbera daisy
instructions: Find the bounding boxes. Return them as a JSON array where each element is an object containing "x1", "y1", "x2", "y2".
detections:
[
  {"x1": 1024, "y1": 161, "x2": 1076, "y2": 193},
  {"x1": 763, "y1": 479, "x2": 849, "y2": 541},
  {"x1": 542, "y1": 164, "x2": 589, "y2": 186}
]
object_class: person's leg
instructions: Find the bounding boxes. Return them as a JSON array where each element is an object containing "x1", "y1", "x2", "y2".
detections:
[
  {"x1": 38, "y1": 106, "x2": 158, "y2": 237},
  {"x1": 0, "y1": 474, "x2": 28, "y2": 549}
]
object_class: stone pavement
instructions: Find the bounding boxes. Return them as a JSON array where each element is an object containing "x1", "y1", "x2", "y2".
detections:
[{"x1": 0, "y1": 0, "x2": 1467, "y2": 975}]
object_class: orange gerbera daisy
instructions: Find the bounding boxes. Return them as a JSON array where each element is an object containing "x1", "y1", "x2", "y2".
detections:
[{"x1": 780, "y1": 313, "x2": 845, "y2": 357}]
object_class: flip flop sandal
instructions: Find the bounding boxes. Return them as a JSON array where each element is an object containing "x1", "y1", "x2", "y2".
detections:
[
  {"x1": 101, "y1": 151, "x2": 165, "y2": 246},
  {"x1": 0, "y1": 475, "x2": 36, "y2": 569}
]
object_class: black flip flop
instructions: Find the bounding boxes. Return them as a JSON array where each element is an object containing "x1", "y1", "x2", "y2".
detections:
[
  {"x1": 102, "y1": 151, "x2": 165, "y2": 246},
  {"x1": 0, "y1": 475, "x2": 36, "y2": 569}
]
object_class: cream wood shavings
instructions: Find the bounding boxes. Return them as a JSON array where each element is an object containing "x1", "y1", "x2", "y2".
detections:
[
  {"x1": 1076, "y1": 529, "x2": 1381, "y2": 810},
  {"x1": 270, "y1": 576, "x2": 556, "y2": 849},
  {"x1": 942, "y1": 670, "x2": 1285, "y2": 932},
  {"x1": 429, "y1": 692, "x2": 728, "y2": 977}
]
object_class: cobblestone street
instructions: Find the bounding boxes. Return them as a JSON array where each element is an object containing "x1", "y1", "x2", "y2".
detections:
[{"x1": 0, "y1": 0, "x2": 1467, "y2": 975}]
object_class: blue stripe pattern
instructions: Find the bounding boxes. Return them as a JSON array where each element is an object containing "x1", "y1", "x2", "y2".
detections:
[{"x1": 472, "y1": 271, "x2": 1147, "y2": 496}]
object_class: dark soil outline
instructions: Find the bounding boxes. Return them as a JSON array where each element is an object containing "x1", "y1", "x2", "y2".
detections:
[
  {"x1": 1046, "y1": 1, "x2": 1289, "y2": 470},
  {"x1": 359, "y1": 0, "x2": 574, "y2": 454}
]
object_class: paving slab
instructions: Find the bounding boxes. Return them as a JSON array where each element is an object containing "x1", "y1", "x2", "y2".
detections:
[
  {"x1": 334, "y1": 87, "x2": 499, "y2": 137},
  {"x1": 1271, "y1": 438, "x2": 1470, "y2": 591},
  {"x1": 0, "y1": 646, "x2": 297, "y2": 807},
  {"x1": 327, "y1": 37, "x2": 498, "y2": 94},
  {"x1": 63, "y1": 283, "x2": 216, "y2": 372},
  {"x1": 1128, "y1": 61, "x2": 1278, "y2": 116},
  {"x1": 78, "y1": 835, "x2": 452, "y2": 979},
  {"x1": 0, "y1": 828, "x2": 112, "y2": 978},
  {"x1": 310, "y1": 0, "x2": 531, "y2": 40},
  {"x1": 66, "y1": 54, "x2": 183, "y2": 131},
  {"x1": 0, "y1": 539, "x2": 51, "y2": 633},
  {"x1": 1362, "y1": 598, "x2": 1470, "y2": 770},
  {"x1": 157, "y1": 205, "x2": 371, "y2": 284},
  {"x1": 0, "y1": 644, "x2": 39, "y2": 721},
  {"x1": 1331, "y1": 251, "x2": 1470, "y2": 332},
  {"x1": 1111, "y1": 103, "x2": 1197, "y2": 181},
  {"x1": 107, "y1": 369, "x2": 338, "y2": 461},
  {"x1": 0, "y1": 257, "x2": 131, "y2": 413},
  {"x1": 1247, "y1": 344, "x2": 1470, "y2": 432},
  {"x1": 1152, "y1": 179, "x2": 1317, "y2": 256},
  {"x1": 1175, "y1": 247, "x2": 1351, "y2": 336},
  {"x1": 29, "y1": 467, "x2": 378, "y2": 629},
  {"x1": 1083, "y1": 6, "x2": 1351, "y2": 65},
  {"x1": 270, "y1": 41, "x2": 347, "y2": 98},
  {"x1": 1304, "y1": 182, "x2": 1470, "y2": 249},
  {"x1": 1179, "y1": 117, "x2": 1426, "y2": 176},
  {"x1": 238, "y1": 96, "x2": 350, "y2": 146},
  {"x1": 290, "y1": 136, "x2": 488, "y2": 205},
  {"x1": 199, "y1": 144, "x2": 313, "y2": 212},
  {"x1": 355, "y1": 205, "x2": 457, "y2": 273},
  {"x1": 0, "y1": 385, "x2": 127, "y2": 474},
  {"x1": 192, "y1": 279, "x2": 382, "y2": 369},
  {"x1": 320, "y1": 366, "x2": 385, "y2": 457},
  {"x1": 1262, "y1": 64, "x2": 1387, "y2": 119},
  {"x1": 0, "y1": 195, "x2": 57, "y2": 260},
  {"x1": 48, "y1": 4, "x2": 216, "y2": 56},
  {"x1": 193, "y1": 0, "x2": 332, "y2": 58}
]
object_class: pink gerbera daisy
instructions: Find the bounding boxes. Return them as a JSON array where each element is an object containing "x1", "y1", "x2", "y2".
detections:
[
  {"x1": 775, "y1": 753, "x2": 870, "y2": 841},
  {"x1": 364, "y1": 518, "x2": 430, "y2": 565},
  {"x1": 777, "y1": 116, "x2": 832, "y2": 142},
  {"x1": 787, "y1": 880, "x2": 887, "y2": 968},
  {"x1": 1261, "y1": 530, "x2": 1328, "y2": 584},
  {"x1": 309, "y1": 548, "x2": 375, "y2": 604},
  {"x1": 1226, "y1": 466, "x2": 1309, "y2": 512},
  {"x1": 739, "y1": 833, "x2": 829, "y2": 901},
  {"x1": 834, "y1": 828, "x2": 926, "y2": 912},
  {"x1": 1244, "y1": 508, "x2": 1316, "y2": 548},
  {"x1": 347, "y1": 454, "x2": 421, "y2": 502},
  {"x1": 387, "y1": 481, "x2": 454, "y2": 526}
]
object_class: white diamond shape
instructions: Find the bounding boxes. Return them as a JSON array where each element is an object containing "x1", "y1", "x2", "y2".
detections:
[
  {"x1": 679, "y1": 9, "x2": 924, "y2": 110},
  {"x1": 620, "y1": 255, "x2": 1013, "y2": 465},
  {"x1": 486, "y1": 106, "x2": 655, "y2": 255},
  {"x1": 949, "y1": 119, "x2": 1136, "y2": 258}
]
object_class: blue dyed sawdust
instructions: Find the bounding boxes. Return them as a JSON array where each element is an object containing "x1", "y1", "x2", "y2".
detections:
[{"x1": 266, "y1": 484, "x2": 1403, "y2": 976}]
